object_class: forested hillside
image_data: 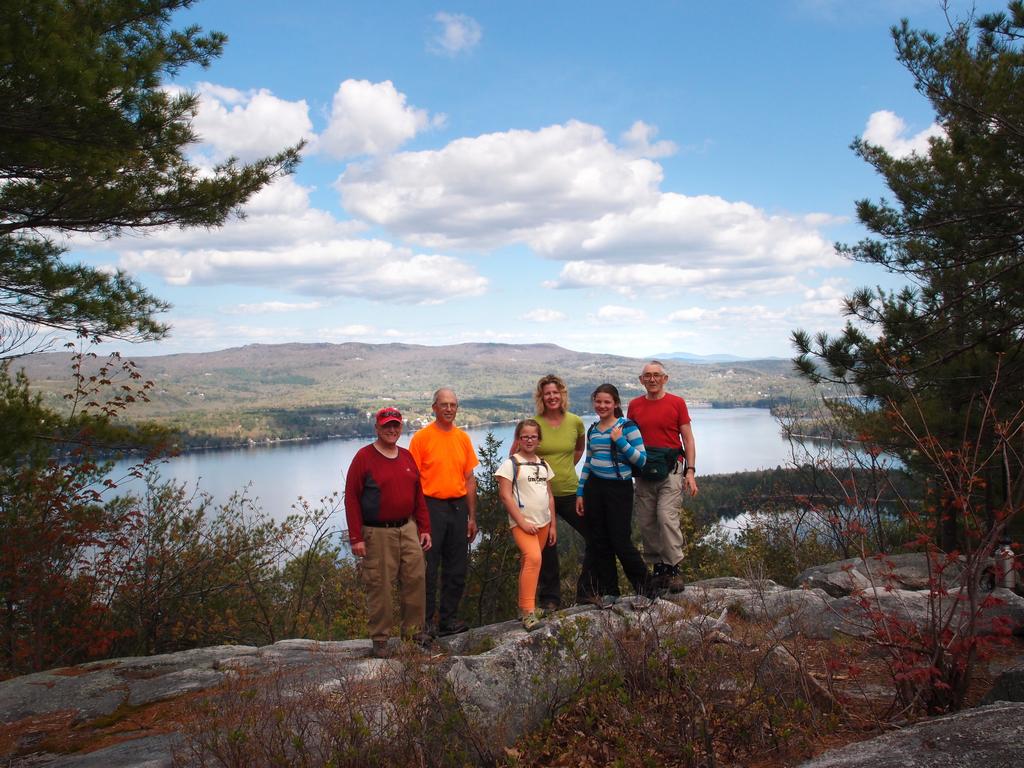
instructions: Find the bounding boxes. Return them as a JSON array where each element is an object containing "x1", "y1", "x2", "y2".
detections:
[{"x1": 14, "y1": 342, "x2": 817, "y2": 445}]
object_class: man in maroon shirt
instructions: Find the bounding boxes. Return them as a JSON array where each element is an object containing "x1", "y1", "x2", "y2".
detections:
[
  {"x1": 627, "y1": 360, "x2": 698, "y2": 593},
  {"x1": 345, "y1": 407, "x2": 432, "y2": 658}
]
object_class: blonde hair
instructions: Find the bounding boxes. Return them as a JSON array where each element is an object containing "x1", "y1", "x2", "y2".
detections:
[{"x1": 533, "y1": 374, "x2": 568, "y2": 415}]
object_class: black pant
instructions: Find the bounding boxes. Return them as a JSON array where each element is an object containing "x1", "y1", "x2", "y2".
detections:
[
  {"x1": 581, "y1": 476, "x2": 649, "y2": 596},
  {"x1": 537, "y1": 493, "x2": 615, "y2": 604},
  {"x1": 424, "y1": 495, "x2": 468, "y2": 626}
]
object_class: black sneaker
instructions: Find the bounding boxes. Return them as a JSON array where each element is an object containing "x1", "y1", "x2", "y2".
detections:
[{"x1": 437, "y1": 618, "x2": 469, "y2": 636}]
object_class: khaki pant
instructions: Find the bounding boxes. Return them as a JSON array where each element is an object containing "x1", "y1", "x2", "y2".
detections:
[
  {"x1": 634, "y1": 466, "x2": 686, "y2": 567},
  {"x1": 361, "y1": 520, "x2": 426, "y2": 641}
]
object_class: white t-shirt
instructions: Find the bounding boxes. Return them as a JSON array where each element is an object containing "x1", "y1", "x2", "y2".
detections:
[{"x1": 495, "y1": 454, "x2": 553, "y2": 528}]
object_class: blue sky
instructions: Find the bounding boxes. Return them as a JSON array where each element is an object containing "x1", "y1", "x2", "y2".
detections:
[{"x1": 72, "y1": 0, "x2": 1003, "y2": 359}]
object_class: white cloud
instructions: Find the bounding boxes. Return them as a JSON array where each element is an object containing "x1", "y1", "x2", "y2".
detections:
[
  {"x1": 318, "y1": 79, "x2": 442, "y2": 159},
  {"x1": 112, "y1": 176, "x2": 364, "y2": 252},
  {"x1": 862, "y1": 109, "x2": 944, "y2": 159},
  {"x1": 339, "y1": 120, "x2": 664, "y2": 248},
  {"x1": 552, "y1": 262, "x2": 702, "y2": 296},
  {"x1": 160, "y1": 317, "x2": 306, "y2": 347},
  {"x1": 429, "y1": 12, "x2": 482, "y2": 56},
  {"x1": 666, "y1": 308, "x2": 707, "y2": 322},
  {"x1": 226, "y1": 301, "x2": 324, "y2": 314},
  {"x1": 595, "y1": 305, "x2": 647, "y2": 323},
  {"x1": 105, "y1": 163, "x2": 486, "y2": 306},
  {"x1": 182, "y1": 83, "x2": 314, "y2": 162},
  {"x1": 315, "y1": 325, "x2": 405, "y2": 342},
  {"x1": 802, "y1": 277, "x2": 847, "y2": 301},
  {"x1": 320, "y1": 324, "x2": 376, "y2": 336},
  {"x1": 620, "y1": 121, "x2": 677, "y2": 159},
  {"x1": 337, "y1": 119, "x2": 838, "y2": 300},
  {"x1": 122, "y1": 240, "x2": 487, "y2": 304},
  {"x1": 539, "y1": 194, "x2": 836, "y2": 267},
  {"x1": 521, "y1": 308, "x2": 567, "y2": 322},
  {"x1": 799, "y1": 277, "x2": 848, "y2": 317}
]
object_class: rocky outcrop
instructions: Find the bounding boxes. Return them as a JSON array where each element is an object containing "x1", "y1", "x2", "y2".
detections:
[
  {"x1": 795, "y1": 702, "x2": 1024, "y2": 767},
  {"x1": 1, "y1": 594, "x2": 832, "y2": 767},
  {"x1": 795, "y1": 553, "x2": 960, "y2": 597},
  {"x1": 2, "y1": 569, "x2": 1023, "y2": 767},
  {"x1": 676, "y1": 567, "x2": 1024, "y2": 641}
]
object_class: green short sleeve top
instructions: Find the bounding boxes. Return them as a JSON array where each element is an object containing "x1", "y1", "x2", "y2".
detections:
[{"x1": 534, "y1": 412, "x2": 585, "y2": 497}]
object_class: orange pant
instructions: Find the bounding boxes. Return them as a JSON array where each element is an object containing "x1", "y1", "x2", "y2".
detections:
[{"x1": 511, "y1": 523, "x2": 550, "y2": 614}]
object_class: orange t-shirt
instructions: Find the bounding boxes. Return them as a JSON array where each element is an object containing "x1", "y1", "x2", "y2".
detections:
[{"x1": 408, "y1": 421, "x2": 479, "y2": 499}]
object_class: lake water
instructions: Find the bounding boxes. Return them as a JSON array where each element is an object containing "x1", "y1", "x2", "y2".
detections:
[{"x1": 110, "y1": 407, "x2": 793, "y2": 522}]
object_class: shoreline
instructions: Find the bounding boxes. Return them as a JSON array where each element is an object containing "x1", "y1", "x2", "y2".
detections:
[{"x1": 125, "y1": 405, "x2": 762, "y2": 459}]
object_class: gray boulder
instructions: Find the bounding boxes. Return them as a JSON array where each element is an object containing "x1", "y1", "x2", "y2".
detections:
[
  {"x1": 446, "y1": 597, "x2": 698, "y2": 746},
  {"x1": 774, "y1": 586, "x2": 1024, "y2": 640},
  {"x1": 0, "y1": 645, "x2": 259, "y2": 725},
  {"x1": 797, "y1": 702, "x2": 1024, "y2": 767},
  {"x1": 37, "y1": 734, "x2": 182, "y2": 768},
  {"x1": 982, "y1": 656, "x2": 1024, "y2": 704},
  {"x1": 795, "y1": 552, "x2": 963, "y2": 597}
]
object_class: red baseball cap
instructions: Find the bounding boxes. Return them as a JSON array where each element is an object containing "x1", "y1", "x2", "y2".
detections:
[{"x1": 376, "y1": 407, "x2": 403, "y2": 426}]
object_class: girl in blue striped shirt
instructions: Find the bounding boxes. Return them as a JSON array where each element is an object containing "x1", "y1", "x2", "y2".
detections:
[{"x1": 575, "y1": 384, "x2": 655, "y2": 602}]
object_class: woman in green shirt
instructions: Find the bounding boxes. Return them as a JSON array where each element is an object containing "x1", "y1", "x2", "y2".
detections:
[{"x1": 516, "y1": 374, "x2": 608, "y2": 608}]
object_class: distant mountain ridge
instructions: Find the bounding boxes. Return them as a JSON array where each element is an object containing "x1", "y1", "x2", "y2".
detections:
[
  {"x1": 652, "y1": 351, "x2": 787, "y2": 364},
  {"x1": 14, "y1": 342, "x2": 811, "y2": 440}
]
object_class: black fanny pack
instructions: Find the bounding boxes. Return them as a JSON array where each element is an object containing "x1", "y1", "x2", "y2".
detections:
[{"x1": 638, "y1": 446, "x2": 681, "y2": 482}]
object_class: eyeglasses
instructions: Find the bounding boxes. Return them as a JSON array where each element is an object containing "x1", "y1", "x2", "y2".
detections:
[
  {"x1": 519, "y1": 435, "x2": 539, "y2": 441},
  {"x1": 640, "y1": 374, "x2": 666, "y2": 382}
]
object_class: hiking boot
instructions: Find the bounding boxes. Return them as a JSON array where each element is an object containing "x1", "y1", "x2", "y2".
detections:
[
  {"x1": 412, "y1": 631, "x2": 434, "y2": 650},
  {"x1": 540, "y1": 600, "x2": 560, "y2": 614},
  {"x1": 664, "y1": 564, "x2": 686, "y2": 593},
  {"x1": 437, "y1": 618, "x2": 469, "y2": 637},
  {"x1": 651, "y1": 563, "x2": 671, "y2": 591},
  {"x1": 521, "y1": 611, "x2": 544, "y2": 632},
  {"x1": 371, "y1": 639, "x2": 390, "y2": 659},
  {"x1": 585, "y1": 594, "x2": 617, "y2": 609}
]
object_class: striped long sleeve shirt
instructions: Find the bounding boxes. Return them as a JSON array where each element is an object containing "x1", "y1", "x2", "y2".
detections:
[{"x1": 576, "y1": 417, "x2": 647, "y2": 494}]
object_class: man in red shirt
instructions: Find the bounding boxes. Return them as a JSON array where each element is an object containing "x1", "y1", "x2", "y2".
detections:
[
  {"x1": 345, "y1": 407, "x2": 432, "y2": 658},
  {"x1": 627, "y1": 360, "x2": 698, "y2": 593}
]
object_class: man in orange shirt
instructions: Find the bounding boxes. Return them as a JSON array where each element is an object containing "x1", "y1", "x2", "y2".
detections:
[{"x1": 409, "y1": 388, "x2": 479, "y2": 636}]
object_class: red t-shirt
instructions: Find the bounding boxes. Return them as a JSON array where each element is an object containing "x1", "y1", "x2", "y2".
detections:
[
  {"x1": 626, "y1": 392, "x2": 691, "y2": 449},
  {"x1": 344, "y1": 444, "x2": 430, "y2": 545}
]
